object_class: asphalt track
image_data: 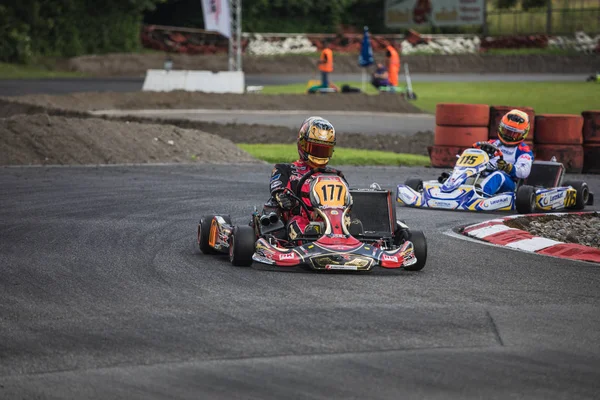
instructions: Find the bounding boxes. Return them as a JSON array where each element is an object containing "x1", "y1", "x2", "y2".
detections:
[
  {"x1": 0, "y1": 73, "x2": 588, "y2": 96},
  {"x1": 93, "y1": 109, "x2": 436, "y2": 136},
  {"x1": 2, "y1": 164, "x2": 600, "y2": 399}
]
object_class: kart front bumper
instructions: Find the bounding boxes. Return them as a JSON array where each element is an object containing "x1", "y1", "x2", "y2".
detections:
[{"x1": 253, "y1": 237, "x2": 417, "y2": 271}]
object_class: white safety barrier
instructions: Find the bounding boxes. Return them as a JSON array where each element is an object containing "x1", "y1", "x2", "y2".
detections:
[{"x1": 142, "y1": 70, "x2": 245, "y2": 93}]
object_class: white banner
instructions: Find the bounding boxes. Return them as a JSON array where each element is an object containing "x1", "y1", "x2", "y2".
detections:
[
  {"x1": 385, "y1": 0, "x2": 485, "y2": 28},
  {"x1": 201, "y1": 0, "x2": 231, "y2": 38}
]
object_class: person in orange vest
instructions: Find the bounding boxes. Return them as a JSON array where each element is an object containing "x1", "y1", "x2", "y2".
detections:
[
  {"x1": 318, "y1": 40, "x2": 334, "y2": 88},
  {"x1": 385, "y1": 41, "x2": 401, "y2": 88}
]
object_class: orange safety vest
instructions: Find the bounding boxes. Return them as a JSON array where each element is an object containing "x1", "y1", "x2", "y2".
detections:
[
  {"x1": 386, "y1": 45, "x2": 400, "y2": 86},
  {"x1": 319, "y1": 48, "x2": 333, "y2": 72}
]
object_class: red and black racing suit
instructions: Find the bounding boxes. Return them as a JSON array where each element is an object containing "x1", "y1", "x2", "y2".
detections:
[{"x1": 266, "y1": 160, "x2": 345, "y2": 237}]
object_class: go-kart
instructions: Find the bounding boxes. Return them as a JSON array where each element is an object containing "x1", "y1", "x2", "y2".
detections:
[
  {"x1": 198, "y1": 168, "x2": 427, "y2": 272},
  {"x1": 396, "y1": 145, "x2": 594, "y2": 214}
]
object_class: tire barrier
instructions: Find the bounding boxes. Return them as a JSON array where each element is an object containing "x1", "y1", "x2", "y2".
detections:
[
  {"x1": 583, "y1": 144, "x2": 600, "y2": 174},
  {"x1": 434, "y1": 126, "x2": 489, "y2": 147},
  {"x1": 431, "y1": 104, "x2": 597, "y2": 174},
  {"x1": 582, "y1": 110, "x2": 600, "y2": 144},
  {"x1": 534, "y1": 144, "x2": 584, "y2": 173},
  {"x1": 435, "y1": 103, "x2": 490, "y2": 127},
  {"x1": 489, "y1": 105, "x2": 535, "y2": 142},
  {"x1": 428, "y1": 145, "x2": 467, "y2": 168},
  {"x1": 534, "y1": 114, "x2": 584, "y2": 145}
]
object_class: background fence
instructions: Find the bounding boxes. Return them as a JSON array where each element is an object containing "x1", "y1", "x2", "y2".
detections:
[{"x1": 487, "y1": 1, "x2": 600, "y2": 35}]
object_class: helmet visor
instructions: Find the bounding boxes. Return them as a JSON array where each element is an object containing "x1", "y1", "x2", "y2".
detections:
[
  {"x1": 305, "y1": 141, "x2": 334, "y2": 158},
  {"x1": 499, "y1": 123, "x2": 525, "y2": 142}
]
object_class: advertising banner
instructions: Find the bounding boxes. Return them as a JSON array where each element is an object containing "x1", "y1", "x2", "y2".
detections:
[
  {"x1": 385, "y1": 0, "x2": 485, "y2": 28},
  {"x1": 201, "y1": 0, "x2": 231, "y2": 38}
]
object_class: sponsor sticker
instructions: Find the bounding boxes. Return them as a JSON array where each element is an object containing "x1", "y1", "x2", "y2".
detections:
[
  {"x1": 280, "y1": 253, "x2": 295, "y2": 260},
  {"x1": 270, "y1": 173, "x2": 281, "y2": 182},
  {"x1": 382, "y1": 254, "x2": 398, "y2": 262},
  {"x1": 325, "y1": 265, "x2": 358, "y2": 271}
]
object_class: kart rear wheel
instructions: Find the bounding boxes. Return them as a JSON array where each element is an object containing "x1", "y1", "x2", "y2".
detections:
[
  {"x1": 516, "y1": 185, "x2": 536, "y2": 214},
  {"x1": 563, "y1": 181, "x2": 589, "y2": 210},
  {"x1": 229, "y1": 225, "x2": 255, "y2": 267},
  {"x1": 404, "y1": 177, "x2": 423, "y2": 192},
  {"x1": 405, "y1": 230, "x2": 427, "y2": 271},
  {"x1": 198, "y1": 215, "x2": 217, "y2": 254}
]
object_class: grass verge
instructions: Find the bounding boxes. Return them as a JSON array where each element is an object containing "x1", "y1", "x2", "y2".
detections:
[
  {"x1": 260, "y1": 81, "x2": 600, "y2": 115},
  {"x1": 0, "y1": 62, "x2": 87, "y2": 79},
  {"x1": 238, "y1": 143, "x2": 430, "y2": 167}
]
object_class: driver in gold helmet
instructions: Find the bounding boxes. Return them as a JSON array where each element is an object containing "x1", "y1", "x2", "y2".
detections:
[{"x1": 266, "y1": 116, "x2": 344, "y2": 238}]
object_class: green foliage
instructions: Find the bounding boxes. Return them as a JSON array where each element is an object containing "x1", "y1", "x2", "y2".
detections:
[
  {"x1": 495, "y1": 0, "x2": 549, "y2": 10},
  {"x1": 521, "y1": 0, "x2": 548, "y2": 11},
  {"x1": 495, "y1": 0, "x2": 519, "y2": 9},
  {"x1": 0, "y1": 0, "x2": 165, "y2": 62},
  {"x1": 242, "y1": 0, "x2": 387, "y2": 33}
]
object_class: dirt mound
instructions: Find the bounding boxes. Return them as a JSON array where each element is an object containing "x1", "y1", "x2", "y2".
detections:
[
  {"x1": 0, "y1": 114, "x2": 260, "y2": 166},
  {"x1": 9, "y1": 91, "x2": 423, "y2": 114},
  {"x1": 0, "y1": 97, "x2": 433, "y2": 158}
]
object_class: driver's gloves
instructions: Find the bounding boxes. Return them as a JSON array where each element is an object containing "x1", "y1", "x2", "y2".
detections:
[
  {"x1": 275, "y1": 192, "x2": 295, "y2": 210},
  {"x1": 496, "y1": 159, "x2": 514, "y2": 174}
]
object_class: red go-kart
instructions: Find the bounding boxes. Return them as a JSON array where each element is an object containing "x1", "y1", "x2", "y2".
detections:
[{"x1": 197, "y1": 168, "x2": 427, "y2": 272}]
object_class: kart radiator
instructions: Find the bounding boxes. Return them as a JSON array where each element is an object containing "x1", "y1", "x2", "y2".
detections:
[{"x1": 349, "y1": 190, "x2": 395, "y2": 236}]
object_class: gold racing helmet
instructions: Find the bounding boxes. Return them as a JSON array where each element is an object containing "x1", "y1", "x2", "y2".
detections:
[{"x1": 297, "y1": 116, "x2": 336, "y2": 167}]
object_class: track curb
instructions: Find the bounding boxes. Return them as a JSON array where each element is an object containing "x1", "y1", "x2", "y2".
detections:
[{"x1": 460, "y1": 211, "x2": 600, "y2": 264}]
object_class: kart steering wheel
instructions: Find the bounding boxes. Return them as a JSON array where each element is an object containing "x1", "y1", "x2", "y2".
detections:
[
  {"x1": 294, "y1": 167, "x2": 346, "y2": 211},
  {"x1": 478, "y1": 143, "x2": 504, "y2": 160}
]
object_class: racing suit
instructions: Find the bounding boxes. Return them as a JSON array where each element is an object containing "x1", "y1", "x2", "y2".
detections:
[
  {"x1": 267, "y1": 160, "x2": 345, "y2": 238},
  {"x1": 477, "y1": 139, "x2": 534, "y2": 196}
]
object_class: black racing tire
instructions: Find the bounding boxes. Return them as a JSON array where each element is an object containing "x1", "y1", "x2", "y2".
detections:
[
  {"x1": 404, "y1": 177, "x2": 423, "y2": 192},
  {"x1": 229, "y1": 225, "x2": 255, "y2": 267},
  {"x1": 198, "y1": 215, "x2": 217, "y2": 254},
  {"x1": 393, "y1": 221, "x2": 411, "y2": 246},
  {"x1": 198, "y1": 215, "x2": 232, "y2": 254},
  {"x1": 405, "y1": 230, "x2": 427, "y2": 271},
  {"x1": 516, "y1": 185, "x2": 536, "y2": 214},
  {"x1": 563, "y1": 181, "x2": 589, "y2": 210}
]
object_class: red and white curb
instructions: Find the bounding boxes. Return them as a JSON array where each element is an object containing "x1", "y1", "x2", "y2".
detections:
[{"x1": 461, "y1": 212, "x2": 600, "y2": 264}]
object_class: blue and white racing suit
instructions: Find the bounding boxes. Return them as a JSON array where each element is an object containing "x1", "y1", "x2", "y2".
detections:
[{"x1": 479, "y1": 140, "x2": 534, "y2": 196}]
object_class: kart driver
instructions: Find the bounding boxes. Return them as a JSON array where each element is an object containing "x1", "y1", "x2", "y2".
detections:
[
  {"x1": 472, "y1": 109, "x2": 534, "y2": 196},
  {"x1": 266, "y1": 116, "x2": 343, "y2": 239}
]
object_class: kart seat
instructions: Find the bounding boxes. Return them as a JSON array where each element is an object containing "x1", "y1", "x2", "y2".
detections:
[{"x1": 523, "y1": 161, "x2": 565, "y2": 188}]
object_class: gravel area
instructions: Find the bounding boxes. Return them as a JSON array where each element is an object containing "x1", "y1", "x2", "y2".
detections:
[{"x1": 505, "y1": 213, "x2": 600, "y2": 249}]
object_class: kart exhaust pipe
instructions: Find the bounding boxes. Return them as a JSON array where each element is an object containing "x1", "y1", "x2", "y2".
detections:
[{"x1": 260, "y1": 212, "x2": 279, "y2": 226}]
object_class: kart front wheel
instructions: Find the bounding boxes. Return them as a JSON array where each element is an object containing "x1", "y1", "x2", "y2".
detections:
[
  {"x1": 198, "y1": 214, "x2": 232, "y2": 254},
  {"x1": 229, "y1": 225, "x2": 255, "y2": 267},
  {"x1": 404, "y1": 177, "x2": 423, "y2": 192},
  {"x1": 405, "y1": 230, "x2": 427, "y2": 271},
  {"x1": 198, "y1": 215, "x2": 217, "y2": 254},
  {"x1": 516, "y1": 185, "x2": 536, "y2": 214},
  {"x1": 563, "y1": 181, "x2": 589, "y2": 210}
]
